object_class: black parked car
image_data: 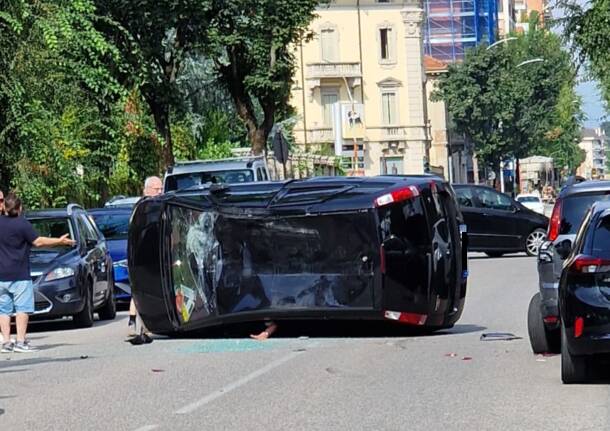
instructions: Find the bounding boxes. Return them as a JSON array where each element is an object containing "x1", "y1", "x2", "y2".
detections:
[
  {"x1": 27, "y1": 205, "x2": 116, "y2": 327},
  {"x1": 128, "y1": 176, "x2": 468, "y2": 336},
  {"x1": 528, "y1": 180, "x2": 610, "y2": 354},
  {"x1": 559, "y1": 201, "x2": 610, "y2": 383},
  {"x1": 453, "y1": 184, "x2": 548, "y2": 257}
]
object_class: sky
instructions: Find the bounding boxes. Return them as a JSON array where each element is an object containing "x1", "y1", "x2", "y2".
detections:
[{"x1": 577, "y1": 80, "x2": 607, "y2": 127}]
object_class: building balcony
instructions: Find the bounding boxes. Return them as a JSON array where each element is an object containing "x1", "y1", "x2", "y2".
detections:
[
  {"x1": 307, "y1": 128, "x2": 335, "y2": 143},
  {"x1": 306, "y1": 62, "x2": 361, "y2": 79},
  {"x1": 380, "y1": 126, "x2": 408, "y2": 141}
]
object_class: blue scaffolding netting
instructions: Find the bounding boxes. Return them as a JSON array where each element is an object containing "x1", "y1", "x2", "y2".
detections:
[{"x1": 423, "y1": 0, "x2": 498, "y2": 62}]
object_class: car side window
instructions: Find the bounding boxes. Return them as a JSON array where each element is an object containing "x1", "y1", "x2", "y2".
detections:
[
  {"x1": 78, "y1": 214, "x2": 98, "y2": 243},
  {"x1": 476, "y1": 188, "x2": 514, "y2": 212},
  {"x1": 454, "y1": 187, "x2": 475, "y2": 207}
]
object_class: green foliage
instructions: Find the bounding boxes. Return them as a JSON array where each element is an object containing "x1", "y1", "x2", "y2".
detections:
[
  {"x1": 432, "y1": 15, "x2": 583, "y2": 171},
  {"x1": 558, "y1": 0, "x2": 610, "y2": 108},
  {"x1": 197, "y1": 140, "x2": 235, "y2": 160}
]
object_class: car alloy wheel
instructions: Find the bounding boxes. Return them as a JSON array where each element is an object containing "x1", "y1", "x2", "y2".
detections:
[{"x1": 526, "y1": 229, "x2": 546, "y2": 256}]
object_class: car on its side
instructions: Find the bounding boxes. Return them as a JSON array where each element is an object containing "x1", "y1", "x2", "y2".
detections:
[
  {"x1": 528, "y1": 180, "x2": 610, "y2": 354},
  {"x1": 453, "y1": 184, "x2": 548, "y2": 257},
  {"x1": 516, "y1": 194, "x2": 545, "y2": 215},
  {"x1": 559, "y1": 201, "x2": 610, "y2": 383},
  {"x1": 27, "y1": 205, "x2": 116, "y2": 327},
  {"x1": 105, "y1": 196, "x2": 140, "y2": 208},
  {"x1": 163, "y1": 157, "x2": 271, "y2": 193},
  {"x1": 129, "y1": 176, "x2": 468, "y2": 336},
  {"x1": 88, "y1": 207, "x2": 133, "y2": 303}
]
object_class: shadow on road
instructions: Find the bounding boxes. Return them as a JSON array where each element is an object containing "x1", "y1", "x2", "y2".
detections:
[
  {"x1": 162, "y1": 320, "x2": 487, "y2": 340},
  {"x1": 25, "y1": 314, "x2": 124, "y2": 334}
]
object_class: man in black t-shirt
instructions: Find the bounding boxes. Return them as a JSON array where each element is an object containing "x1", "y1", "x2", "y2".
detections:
[{"x1": 0, "y1": 193, "x2": 75, "y2": 353}]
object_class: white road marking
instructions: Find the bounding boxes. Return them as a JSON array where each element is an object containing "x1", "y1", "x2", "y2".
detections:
[
  {"x1": 175, "y1": 349, "x2": 307, "y2": 415},
  {"x1": 133, "y1": 425, "x2": 159, "y2": 431}
]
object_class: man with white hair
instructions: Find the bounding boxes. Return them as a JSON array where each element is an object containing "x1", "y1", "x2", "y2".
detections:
[{"x1": 127, "y1": 176, "x2": 163, "y2": 340}]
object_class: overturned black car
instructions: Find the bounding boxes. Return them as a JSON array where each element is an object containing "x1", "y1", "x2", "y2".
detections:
[{"x1": 128, "y1": 176, "x2": 468, "y2": 335}]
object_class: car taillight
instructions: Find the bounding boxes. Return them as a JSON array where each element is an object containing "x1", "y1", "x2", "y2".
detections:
[
  {"x1": 547, "y1": 198, "x2": 562, "y2": 241},
  {"x1": 384, "y1": 310, "x2": 428, "y2": 325},
  {"x1": 569, "y1": 255, "x2": 610, "y2": 273},
  {"x1": 374, "y1": 185, "x2": 420, "y2": 208}
]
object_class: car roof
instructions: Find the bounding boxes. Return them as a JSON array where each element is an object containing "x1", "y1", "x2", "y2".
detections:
[
  {"x1": 26, "y1": 209, "x2": 71, "y2": 218},
  {"x1": 560, "y1": 180, "x2": 610, "y2": 199},
  {"x1": 88, "y1": 207, "x2": 134, "y2": 216},
  {"x1": 167, "y1": 157, "x2": 266, "y2": 176},
  {"x1": 516, "y1": 194, "x2": 540, "y2": 198}
]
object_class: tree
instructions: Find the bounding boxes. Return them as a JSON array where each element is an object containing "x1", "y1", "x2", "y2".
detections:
[
  {"x1": 558, "y1": 0, "x2": 610, "y2": 108},
  {"x1": 93, "y1": 0, "x2": 211, "y2": 168},
  {"x1": 201, "y1": 0, "x2": 322, "y2": 155},
  {"x1": 432, "y1": 14, "x2": 583, "y2": 172}
]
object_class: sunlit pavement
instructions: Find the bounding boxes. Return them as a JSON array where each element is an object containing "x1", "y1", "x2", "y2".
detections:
[{"x1": 1, "y1": 254, "x2": 609, "y2": 431}]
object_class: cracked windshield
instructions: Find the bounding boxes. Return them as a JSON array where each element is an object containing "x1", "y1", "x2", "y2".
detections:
[{"x1": 1, "y1": 0, "x2": 609, "y2": 430}]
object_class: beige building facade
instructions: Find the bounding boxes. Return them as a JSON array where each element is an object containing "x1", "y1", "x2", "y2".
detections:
[
  {"x1": 577, "y1": 128, "x2": 608, "y2": 180},
  {"x1": 291, "y1": 0, "x2": 431, "y2": 176}
]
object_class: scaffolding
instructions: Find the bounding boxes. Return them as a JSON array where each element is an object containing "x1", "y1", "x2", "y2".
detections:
[{"x1": 423, "y1": 0, "x2": 498, "y2": 62}]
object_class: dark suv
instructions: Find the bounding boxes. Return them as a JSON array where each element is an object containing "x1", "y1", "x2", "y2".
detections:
[
  {"x1": 528, "y1": 180, "x2": 610, "y2": 354},
  {"x1": 453, "y1": 184, "x2": 548, "y2": 257},
  {"x1": 559, "y1": 201, "x2": 610, "y2": 383},
  {"x1": 27, "y1": 205, "x2": 116, "y2": 327}
]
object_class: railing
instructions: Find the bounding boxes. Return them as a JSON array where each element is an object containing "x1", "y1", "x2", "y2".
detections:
[
  {"x1": 306, "y1": 62, "x2": 361, "y2": 78},
  {"x1": 307, "y1": 128, "x2": 335, "y2": 143},
  {"x1": 380, "y1": 126, "x2": 408, "y2": 140}
]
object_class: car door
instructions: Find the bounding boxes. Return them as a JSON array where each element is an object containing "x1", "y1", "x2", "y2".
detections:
[
  {"x1": 454, "y1": 186, "x2": 488, "y2": 250},
  {"x1": 77, "y1": 213, "x2": 107, "y2": 304},
  {"x1": 472, "y1": 187, "x2": 521, "y2": 250}
]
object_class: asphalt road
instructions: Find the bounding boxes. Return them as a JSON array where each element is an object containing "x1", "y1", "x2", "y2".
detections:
[{"x1": 1, "y1": 254, "x2": 609, "y2": 431}]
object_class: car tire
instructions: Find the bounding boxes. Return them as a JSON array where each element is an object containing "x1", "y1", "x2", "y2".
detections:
[
  {"x1": 73, "y1": 282, "x2": 94, "y2": 328},
  {"x1": 561, "y1": 324, "x2": 589, "y2": 384},
  {"x1": 98, "y1": 275, "x2": 116, "y2": 321},
  {"x1": 527, "y1": 293, "x2": 560, "y2": 353},
  {"x1": 525, "y1": 228, "x2": 547, "y2": 257},
  {"x1": 485, "y1": 252, "x2": 504, "y2": 258}
]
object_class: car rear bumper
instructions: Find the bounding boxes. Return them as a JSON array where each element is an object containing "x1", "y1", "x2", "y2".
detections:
[{"x1": 562, "y1": 286, "x2": 610, "y2": 356}]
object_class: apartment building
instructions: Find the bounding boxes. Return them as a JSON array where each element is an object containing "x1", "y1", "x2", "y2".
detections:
[
  {"x1": 291, "y1": 0, "x2": 431, "y2": 176},
  {"x1": 515, "y1": 0, "x2": 548, "y2": 32},
  {"x1": 577, "y1": 128, "x2": 608, "y2": 180}
]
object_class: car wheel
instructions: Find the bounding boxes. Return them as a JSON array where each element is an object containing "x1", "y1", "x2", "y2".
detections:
[
  {"x1": 73, "y1": 282, "x2": 94, "y2": 328},
  {"x1": 527, "y1": 293, "x2": 560, "y2": 353},
  {"x1": 561, "y1": 324, "x2": 589, "y2": 384},
  {"x1": 98, "y1": 275, "x2": 116, "y2": 321},
  {"x1": 485, "y1": 252, "x2": 504, "y2": 258},
  {"x1": 525, "y1": 228, "x2": 546, "y2": 256}
]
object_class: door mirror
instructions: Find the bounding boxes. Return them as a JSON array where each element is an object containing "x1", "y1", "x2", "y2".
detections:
[{"x1": 556, "y1": 239, "x2": 572, "y2": 260}]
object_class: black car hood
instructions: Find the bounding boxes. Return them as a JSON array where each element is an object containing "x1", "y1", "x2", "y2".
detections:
[{"x1": 30, "y1": 249, "x2": 78, "y2": 275}]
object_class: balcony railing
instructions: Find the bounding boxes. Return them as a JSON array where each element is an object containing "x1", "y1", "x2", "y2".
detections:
[
  {"x1": 307, "y1": 128, "x2": 335, "y2": 143},
  {"x1": 380, "y1": 126, "x2": 407, "y2": 140},
  {"x1": 306, "y1": 62, "x2": 361, "y2": 79}
]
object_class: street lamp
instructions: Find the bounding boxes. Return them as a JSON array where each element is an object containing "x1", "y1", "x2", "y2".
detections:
[
  {"x1": 486, "y1": 37, "x2": 518, "y2": 50},
  {"x1": 516, "y1": 58, "x2": 545, "y2": 68}
]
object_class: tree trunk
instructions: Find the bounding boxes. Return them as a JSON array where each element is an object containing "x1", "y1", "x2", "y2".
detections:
[{"x1": 150, "y1": 102, "x2": 174, "y2": 169}]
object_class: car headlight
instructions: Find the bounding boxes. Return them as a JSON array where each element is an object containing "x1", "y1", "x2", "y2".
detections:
[
  {"x1": 114, "y1": 259, "x2": 128, "y2": 268},
  {"x1": 44, "y1": 267, "x2": 75, "y2": 282}
]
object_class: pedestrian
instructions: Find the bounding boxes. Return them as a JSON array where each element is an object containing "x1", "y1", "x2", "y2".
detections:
[
  {"x1": 127, "y1": 176, "x2": 163, "y2": 343},
  {"x1": 0, "y1": 189, "x2": 4, "y2": 215},
  {"x1": 0, "y1": 193, "x2": 75, "y2": 353}
]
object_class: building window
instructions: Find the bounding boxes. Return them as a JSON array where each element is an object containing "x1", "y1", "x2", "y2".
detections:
[
  {"x1": 377, "y1": 25, "x2": 395, "y2": 64},
  {"x1": 381, "y1": 91, "x2": 398, "y2": 125},
  {"x1": 380, "y1": 29, "x2": 390, "y2": 60},
  {"x1": 321, "y1": 90, "x2": 339, "y2": 127},
  {"x1": 381, "y1": 157, "x2": 404, "y2": 175},
  {"x1": 320, "y1": 27, "x2": 339, "y2": 62}
]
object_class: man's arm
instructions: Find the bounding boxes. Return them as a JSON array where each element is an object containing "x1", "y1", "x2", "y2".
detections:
[{"x1": 32, "y1": 234, "x2": 76, "y2": 248}]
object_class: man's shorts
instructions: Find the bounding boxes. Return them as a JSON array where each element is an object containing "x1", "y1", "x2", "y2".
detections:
[{"x1": 0, "y1": 280, "x2": 35, "y2": 315}]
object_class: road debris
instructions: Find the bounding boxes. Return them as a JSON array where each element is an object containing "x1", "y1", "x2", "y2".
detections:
[{"x1": 480, "y1": 332, "x2": 522, "y2": 342}]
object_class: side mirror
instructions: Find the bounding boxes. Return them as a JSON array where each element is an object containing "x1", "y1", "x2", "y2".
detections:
[{"x1": 555, "y1": 239, "x2": 572, "y2": 260}]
